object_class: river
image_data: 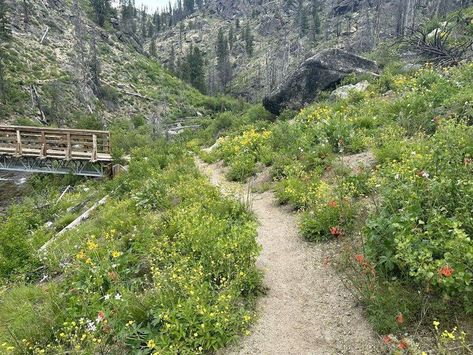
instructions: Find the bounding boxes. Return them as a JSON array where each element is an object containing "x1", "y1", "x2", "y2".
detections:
[{"x1": 0, "y1": 172, "x2": 29, "y2": 214}]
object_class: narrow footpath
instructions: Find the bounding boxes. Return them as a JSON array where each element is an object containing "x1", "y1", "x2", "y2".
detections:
[{"x1": 196, "y1": 159, "x2": 380, "y2": 355}]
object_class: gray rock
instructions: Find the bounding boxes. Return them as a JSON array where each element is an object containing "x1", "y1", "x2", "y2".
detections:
[
  {"x1": 263, "y1": 49, "x2": 378, "y2": 115},
  {"x1": 330, "y1": 80, "x2": 369, "y2": 100},
  {"x1": 401, "y1": 63, "x2": 422, "y2": 72}
]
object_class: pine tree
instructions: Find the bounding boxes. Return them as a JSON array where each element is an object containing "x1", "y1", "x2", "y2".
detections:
[
  {"x1": 141, "y1": 8, "x2": 147, "y2": 38},
  {"x1": 298, "y1": 0, "x2": 309, "y2": 37},
  {"x1": 216, "y1": 28, "x2": 231, "y2": 90},
  {"x1": 244, "y1": 23, "x2": 254, "y2": 56},
  {"x1": 188, "y1": 47, "x2": 206, "y2": 93},
  {"x1": 168, "y1": 45, "x2": 176, "y2": 73},
  {"x1": 184, "y1": 0, "x2": 194, "y2": 15},
  {"x1": 149, "y1": 38, "x2": 157, "y2": 57},
  {"x1": 121, "y1": 0, "x2": 136, "y2": 33},
  {"x1": 311, "y1": 0, "x2": 321, "y2": 36},
  {"x1": 89, "y1": 31, "x2": 102, "y2": 96},
  {"x1": 90, "y1": 0, "x2": 111, "y2": 27},
  {"x1": 147, "y1": 20, "x2": 154, "y2": 37},
  {"x1": 22, "y1": 0, "x2": 30, "y2": 30},
  {"x1": 0, "y1": 47, "x2": 6, "y2": 105},
  {"x1": 228, "y1": 25, "x2": 235, "y2": 51},
  {"x1": 0, "y1": 0, "x2": 11, "y2": 40},
  {"x1": 153, "y1": 11, "x2": 161, "y2": 32}
]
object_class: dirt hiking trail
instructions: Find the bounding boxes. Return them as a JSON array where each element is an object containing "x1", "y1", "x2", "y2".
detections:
[{"x1": 196, "y1": 159, "x2": 380, "y2": 355}]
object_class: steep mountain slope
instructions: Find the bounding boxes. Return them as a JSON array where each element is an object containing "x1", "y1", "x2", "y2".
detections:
[
  {"x1": 153, "y1": 0, "x2": 471, "y2": 100},
  {"x1": 0, "y1": 0, "x2": 222, "y2": 127}
]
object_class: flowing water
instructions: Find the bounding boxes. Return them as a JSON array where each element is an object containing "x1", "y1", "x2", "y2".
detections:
[{"x1": 0, "y1": 171, "x2": 29, "y2": 214}]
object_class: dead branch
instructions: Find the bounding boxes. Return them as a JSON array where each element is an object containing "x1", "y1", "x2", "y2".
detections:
[
  {"x1": 39, "y1": 195, "x2": 109, "y2": 252},
  {"x1": 404, "y1": 17, "x2": 473, "y2": 67},
  {"x1": 40, "y1": 26, "x2": 49, "y2": 44},
  {"x1": 31, "y1": 85, "x2": 48, "y2": 124}
]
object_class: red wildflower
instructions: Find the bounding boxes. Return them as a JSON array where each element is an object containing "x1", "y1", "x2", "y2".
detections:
[
  {"x1": 97, "y1": 311, "x2": 105, "y2": 321},
  {"x1": 383, "y1": 335, "x2": 392, "y2": 345},
  {"x1": 355, "y1": 255, "x2": 364, "y2": 264},
  {"x1": 329, "y1": 226, "x2": 342, "y2": 237},
  {"x1": 398, "y1": 339, "x2": 409, "y2": 350},
  {"x1": 439, "y1": 265, "x2": 454, "y2": 277},
  {"x1": 395, "y1": 313, "x2": 404, "y2": 325},
  {"x1": 327, "y1": 200, "x2": 338, "y2": 208}
]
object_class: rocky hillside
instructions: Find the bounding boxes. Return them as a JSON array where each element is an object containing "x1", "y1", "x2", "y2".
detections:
[
  {"x1": 0, "y1": 0, "x2": 225, "y2": 127},
  {"x1": 153, "y1": 0, "x2": 471, "y2": 100}
]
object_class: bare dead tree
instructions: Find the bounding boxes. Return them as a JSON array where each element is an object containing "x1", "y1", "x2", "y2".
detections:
[
  {"x1": 72, "y1": 0, "x2": 94, "y2": 112},
  {"x1": 405, "y1": 17, "x2": 473, "y2": 66}
]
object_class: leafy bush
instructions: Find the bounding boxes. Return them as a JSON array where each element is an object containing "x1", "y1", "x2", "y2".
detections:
[
  {"x1": 365, "y1": 120, "x2": 473, "y2": 309},
  {"x1": 300, "y1": 198, "x2": 355, "y2": 241},
  {"x1": 216, "y1": 129, "x2": 272, "y2": 181}
]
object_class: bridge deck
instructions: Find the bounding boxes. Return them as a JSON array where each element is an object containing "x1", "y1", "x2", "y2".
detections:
[{"x1": 0, "y1": 125, "x2": 112, "y2": 162}]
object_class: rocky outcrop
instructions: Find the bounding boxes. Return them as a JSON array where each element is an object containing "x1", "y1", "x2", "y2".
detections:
[
  {"x1": 330, "y1": 80, "x2": 369, "y2": 100},
  {"x1": 263, "y1": 49, "x2": 378, "y2": 115}
]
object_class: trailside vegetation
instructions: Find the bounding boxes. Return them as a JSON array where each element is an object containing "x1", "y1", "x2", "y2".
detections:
[
  {"x1": 201, "y1": 60, "x2": 473, "y2": 348},
  {"x1": 0, "y1": 142, "x2": 261, "y2": 353}
]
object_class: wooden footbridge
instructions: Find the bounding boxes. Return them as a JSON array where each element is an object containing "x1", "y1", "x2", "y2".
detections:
[{"x1": 0, "y1": 125, "x2": 112, "y2": 177}]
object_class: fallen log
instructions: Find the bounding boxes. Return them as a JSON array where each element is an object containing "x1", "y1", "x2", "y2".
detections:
[
  {"x1": 39, "y1": 195, "x2": 108, "y2": 252},
  {"x1": 40, "y1": 26, "x2": 49, "y2": 44}
]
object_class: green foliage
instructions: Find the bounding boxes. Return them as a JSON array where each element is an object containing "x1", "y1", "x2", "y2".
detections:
[
  {"x1": 244, "y1": 22, "x2": 254, "y2": 56},
  {"x1": 366, "y1": 120, "x2": 473, "y2": 310},
  {"x1": 300, "y1": 199, "x2": 355, "y2": 241},
  {"x1": 0, "y1": 0, "x2": 11, "y2": 41},
  {"x1": 0, "y1": 143, "x2": 261, "y2": 354},
  {"x1": 74, "y1": 113, "x2": 104, "y2": 130},
  {"x1": 89, "y1": 0, "x2": 111, "y2": 27},
  {"x1": 206, "y1": 61, "x2": 473, "y2": 333}
]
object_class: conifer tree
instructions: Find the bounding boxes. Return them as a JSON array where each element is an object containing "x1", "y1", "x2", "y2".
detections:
[
  {"x1": 90, "y1": 0, "x2": 111, "y2": 27},
  {"x1": 141, "y1": 8, "x2": 147, "y2": 38},
  {"x1": 0, "y1": 47, "x2": 6, "y2": 105},
  {"x1": 244, "y1": 23, "x2": 254, "y2": 56},
  {"x1": 0, "y1": 0, "x2": 11, "y2": 40},
  {"x1": 188, "y1": 47, "x2": 206, "y2": 93},
  {"x1": 150, "y1": 38, "x2": 157, "y2": 57},
  {"x1": 89, "y1": 31, "x2": 102, "y2": 96},
  {"x1": 216, "y1": 28, "x2": 231, "y2": 90},
  {"x1": 311, "y1": 0, "x2": 321, "y2": 36},
  {"x1": 228, "y1": 25, "x2": 235, "y2": 51},
  {"x1": 298, "y1": 0, "x2": 309, "y2": 37},
  {"x1": 184, "y1": 0, "x2": 195, "y2": 15},
  {"x1": 153, "y1": 11, "x2": 161, "y2": 32},
  {"x1": 168, "y1": 45, "x2": 176, "y2": 73},
  {"x1": 147, "y1": 20, "x2": 154, "y2": 37},
  {"x1": 22, "y1": 0, "x2": 30, "y2": 30}
]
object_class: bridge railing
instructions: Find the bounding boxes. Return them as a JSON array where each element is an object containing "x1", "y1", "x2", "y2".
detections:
[{"x1": 0, "y1": 126, "x2": 112, "y2": 162}]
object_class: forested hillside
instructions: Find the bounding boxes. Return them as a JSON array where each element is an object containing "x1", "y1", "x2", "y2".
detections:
[
  {"x1": 150, "y1": 0, "x2": 472, "y2": 99},
  {"x1": 0, "y1": 0, "x2": 235, "y2": 129}
]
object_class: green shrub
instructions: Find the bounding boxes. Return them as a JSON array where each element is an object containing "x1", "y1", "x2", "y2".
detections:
[
  {"x1": 366, "y1": 120, "x2": 473, "y2": 310},
  {"x1": 227, "y1": 154, "x2": 256, "y2": 181},
  {"x1": 300, "y1": 198, "x2": 355, "y2": 241}
]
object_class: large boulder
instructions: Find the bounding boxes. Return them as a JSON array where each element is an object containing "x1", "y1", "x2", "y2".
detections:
[{"x1": 263, "y1": 49, "x2": 378, "y2": 115}]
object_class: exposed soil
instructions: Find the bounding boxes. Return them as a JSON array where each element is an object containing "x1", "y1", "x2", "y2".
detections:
[{"x1": 196, "y1": 159, "x2": 381, "y2": 355}]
